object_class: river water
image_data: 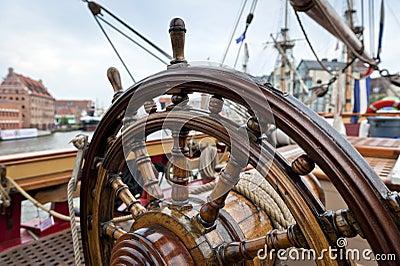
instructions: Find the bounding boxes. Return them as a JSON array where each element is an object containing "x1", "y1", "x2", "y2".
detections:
[{"x1": 0, "y1": 130, "x2": 94, "y2": 156}]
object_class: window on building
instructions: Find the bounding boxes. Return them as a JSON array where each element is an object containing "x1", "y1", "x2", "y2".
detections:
[
  {"x1": 9, "y1": 97, "x2": 13, "y2": 100},
  {"x1": 21, "y1": 97, "x2": 25, "y2": 101},
  {"x1": 15, "y1": 90, "x2": 18, "y2": 94},
  {"x1": 15, "y1": 97, "x2": 19, "y2": 101},
  {"x1": 22, "y1": 105, "x2": 25, "y2": 109}
]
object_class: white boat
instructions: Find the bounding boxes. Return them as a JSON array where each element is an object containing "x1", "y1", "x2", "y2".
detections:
[
  {"x1": 80, "y1": 115, "x2": 101, "y2": 131},
  {"x1": 0, "y1": 128, "x2": 38, "y2": 141}
]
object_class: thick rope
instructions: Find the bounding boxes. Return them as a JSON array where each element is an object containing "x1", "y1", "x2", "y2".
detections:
[
  {"x1": 199, "y1": 145, "x2": 218, "y2": 182},
  {"x1": 237, "y1": 171, "x2": 294, "y2": 225},
  {"x1": 190, "y1": 169, "x2": 295, "y2": 230},
  {"x1": 235, "y1": 179, "x2": 287, "y2": 229},
  {"x1": 5, "y1": 176, "x2": 76, "y2": 222},
  {"x1": 67, "y1": 134, "x2": 88, "y2": 266},
  {"x1": 67, "y1": 176, "x2": 82, "y2": 266},
  {"x1": 233, "y1": 170, "x2": 295, "y2": 230},
  {"x1": 5, "y1": 174, "x2": 82, "y2": 264},
  {"x1": 190, "y1": 180, "x2": 217, "y2": 195}
]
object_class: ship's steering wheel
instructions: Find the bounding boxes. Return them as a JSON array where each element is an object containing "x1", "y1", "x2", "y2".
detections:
[{"x1": 80, "y1": 18, "x2": 400, "y2": 265}]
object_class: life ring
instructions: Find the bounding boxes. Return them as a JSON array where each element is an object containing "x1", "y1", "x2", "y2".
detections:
[{"x1": 366, "y1": 99, "x2": 400, "y2": 113}]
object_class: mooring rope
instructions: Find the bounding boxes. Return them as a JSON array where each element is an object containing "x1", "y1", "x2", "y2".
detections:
[
  {"x1": 67, "y1": 175, "x2": 82, "y2": 266},
  {"x1": 5, "y1": 176, "x2": 75, "y2": 222},
  {"x1": 67, "y1": 134, "x2": 89, "y2": 266}
]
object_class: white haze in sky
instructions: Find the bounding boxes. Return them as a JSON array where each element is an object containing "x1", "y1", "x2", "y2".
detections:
[{"x1": 0, "y1": 0, "x2": 399, "y2": 108}]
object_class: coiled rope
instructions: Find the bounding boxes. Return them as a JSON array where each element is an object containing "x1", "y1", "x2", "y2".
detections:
[{"x1": 190, "y1": 169, "x2": 295, "y2": 230}]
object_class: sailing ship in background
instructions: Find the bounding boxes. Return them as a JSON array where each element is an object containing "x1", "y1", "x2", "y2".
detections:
[{"x1": 229, "y1": 0, "x2": 400, "y2": 138}]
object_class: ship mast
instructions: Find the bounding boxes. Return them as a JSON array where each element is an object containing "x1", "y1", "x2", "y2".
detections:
[
  {"x1": 280, "y1": 0, "x2": 289, "y2": 92},
  {"x1": 345, "y1": 0, "x2": 355, "y2": 112},
  {"x1": 276, "y1": 0, "x2": 295, "y2": 93}
]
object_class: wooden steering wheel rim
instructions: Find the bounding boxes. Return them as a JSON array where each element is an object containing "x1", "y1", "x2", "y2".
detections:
[{"x1": 80, "y1": 65, "x2": 400, "y2": 265}]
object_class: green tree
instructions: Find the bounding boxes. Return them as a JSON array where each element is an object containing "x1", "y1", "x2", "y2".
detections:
[{"x1": 60, "y1": 116, "x2": 69, "y2": 125}]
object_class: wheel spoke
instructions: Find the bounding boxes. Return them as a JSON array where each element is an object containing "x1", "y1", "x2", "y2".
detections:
[
  {"x1": 170, "y1": 128, "x2": 190, "y2": 205},
  {"x1": 108, "y1": 173, "x2": 146, "y2": 218},
  {"x1": 131, "y1": 141, "x2": 164, "y2": 200},
  {"x1": 197, "y1": 154, "x2": 246, "y2": 227},
  {"x1": 102, "y1": 222, "x2": 127, "y2": 240},
  {"x1": 219, "y1": 224, "x2": 307, "y2": 264}
]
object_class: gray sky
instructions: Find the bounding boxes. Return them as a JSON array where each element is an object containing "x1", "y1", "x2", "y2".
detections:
[{"x1": 1, "y1": 0, "x2": 399, "y2": 109}]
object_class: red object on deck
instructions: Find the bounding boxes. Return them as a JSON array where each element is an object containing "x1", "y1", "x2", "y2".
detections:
[
  {"x1": 0, "y1": 193, "x2": 22, "y2": 252},
  {"x1": 345, "y1": 123, "x2": 360, "y2": 136},
  {"x1": 367, "y1": 99, "x2": 400, "y2": 113},
  {"x1": 0, "y1": 200, "x2": 71, "y2": 252}
]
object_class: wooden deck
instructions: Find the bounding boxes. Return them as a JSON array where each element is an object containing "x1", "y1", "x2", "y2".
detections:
[{"x1": 279, "y1": 136, "x2": 400, "y2": 191}]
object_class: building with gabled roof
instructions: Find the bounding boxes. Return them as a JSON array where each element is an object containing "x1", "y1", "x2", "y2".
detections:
[
  {"x1": 0, "y1": 67, "x2": 55, "y2": 130},
  {"x1": 293, "y1": 58, "x2": 365, "y2": 113}
]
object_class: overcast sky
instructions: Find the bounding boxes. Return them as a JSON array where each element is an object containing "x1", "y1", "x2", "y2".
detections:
[{"x1": 1, "y1": 0, "x2": 399, "y2": 109}]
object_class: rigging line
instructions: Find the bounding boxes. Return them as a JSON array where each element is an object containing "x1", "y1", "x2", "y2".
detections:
[
  {"x1": 233, "y1": 41, "x2": 245, "y2": 68},
  {"x1": 250, "y1": 0, "x2": 258, "y2": 13},
  {"x1": 386, "y1": 0, "x2": 400, "y2": 29},
  {"x1": 221, "y1": 0, "x2": 248, "y2": 65},
  {"x1": 233, "y1": 0, "x2": 257, "y2": 68},
  {"x1": 369, "y1": 0, "x2": 375, "y2": 57},
  {"x1": 376, "y1": 0, "x2": 384, "y2": 62},
  {"x1": 294, "y1": 11, "x2": 335, "y2": 76},
  {"x1": 361, "y1": 0, "x2": 364, "y2": 35},
  {"x1": 233, "y1": 0, "x2": 258, "y2": 69},
  {"x1": 294, "y1": 11, "x2": 357, "y2": 80},
  {"x1": 97, "y1": 16, "x2": 168, "y2": 65},
  {"x1": 99, "y1": 4, "x2": 172, "y2": 60},
  {"x1": 93, "y1": 14, "x2": 136, "y2": 83}
]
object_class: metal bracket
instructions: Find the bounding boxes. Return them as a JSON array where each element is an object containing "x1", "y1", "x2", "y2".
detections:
[{"x1": 387, "y1": 192, "x2": 400, "y2": 224}]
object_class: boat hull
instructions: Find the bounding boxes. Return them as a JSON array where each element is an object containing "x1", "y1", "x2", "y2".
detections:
[{"x1": 0, "y1": 128, "x2": 38, "y2": 141}]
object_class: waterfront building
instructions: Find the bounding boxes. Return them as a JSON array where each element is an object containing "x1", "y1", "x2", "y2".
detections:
[
  {"x1": 0, "y1": 103, "x2": 22, "y2": 129},
  {"x1": 295, "y1": 59, "x2": 347, "y2": 113},
  {"x1": 55, "y1": 100, "x2": 94, "y2": 125},
  {"x1": 0, "y1": 68, "x2": 55, "y2": 130},
  {"x1": 293, "y1": 58, "x2": 369, "y2": 113}
]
